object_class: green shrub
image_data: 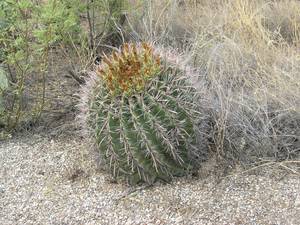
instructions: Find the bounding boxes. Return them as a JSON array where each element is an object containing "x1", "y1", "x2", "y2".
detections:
[
  {"x1": 0, "y1": 0, "x2": 129, "y2": 132},
  {"x1": 79, "y1": 43, "x2": 201, "y2": 184},
  {"x1": 0, "y1": 1, "x2": 42, "y2": 130}
]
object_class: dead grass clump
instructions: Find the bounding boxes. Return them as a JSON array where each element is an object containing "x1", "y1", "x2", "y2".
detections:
[
  {"x1": 126, "y1": 0, "x2": 300, "y2": 165},
  {"x1": 262, "y1": 0, "x2": 300, "y2": 45}
]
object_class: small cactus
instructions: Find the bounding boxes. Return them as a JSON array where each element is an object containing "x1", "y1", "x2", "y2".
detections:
[{"x1": 79, "y1": 43, "x2": 201, "y2": 184}]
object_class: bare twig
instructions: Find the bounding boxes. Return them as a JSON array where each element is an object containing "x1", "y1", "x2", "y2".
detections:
[
  {"x1": 67, "y1": 70, "x2": 85, "y2": 85},
  {"x1": 86, "y1": 0, "x2": 94, "y2": 51}
]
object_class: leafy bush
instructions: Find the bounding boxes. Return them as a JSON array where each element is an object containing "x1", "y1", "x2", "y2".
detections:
[
  {"x1": 79, "y1": 43, "x2": 203, "y2": 184},
  {"x1": 0, "y1": 0, "x2": 129, "y2": 132},
  {"x1": 0, "y1": 0, "x2": 46, "y2": 130}
]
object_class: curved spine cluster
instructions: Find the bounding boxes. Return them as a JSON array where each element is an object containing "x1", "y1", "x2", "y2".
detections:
[{"x1": 98, "y1": 43, "x2": 161, "y2": 96}]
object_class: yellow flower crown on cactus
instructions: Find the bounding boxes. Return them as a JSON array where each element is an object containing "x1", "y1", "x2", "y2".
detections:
[{"x1": 97, "y1": 43, "x2": 161, "y2": 96}]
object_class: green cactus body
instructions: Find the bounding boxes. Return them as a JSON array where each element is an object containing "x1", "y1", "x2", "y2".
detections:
[{"x1": 82, "y1": 43, "x2": 200, "y2": 184}]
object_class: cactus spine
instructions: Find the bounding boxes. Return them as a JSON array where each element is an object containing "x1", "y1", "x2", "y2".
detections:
[{"x1": 81, "y1": 43, "x2": 200, "y2": 184}]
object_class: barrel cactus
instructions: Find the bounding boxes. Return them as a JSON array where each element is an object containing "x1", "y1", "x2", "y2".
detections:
[{"x1": 79, "y1": 43, "x2": 201, "y2": 184}]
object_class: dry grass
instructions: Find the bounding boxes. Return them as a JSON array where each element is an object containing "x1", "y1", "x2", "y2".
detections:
[{"x1": 126, "y1": 0, "x2": 300, "y2": 165}]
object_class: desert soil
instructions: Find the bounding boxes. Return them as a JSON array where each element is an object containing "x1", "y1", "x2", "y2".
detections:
[{"x1": 1, "y1": 134, "x2": 300, "y2": 225}]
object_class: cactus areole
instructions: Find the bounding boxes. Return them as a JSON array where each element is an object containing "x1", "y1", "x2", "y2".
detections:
[{"x1": 84, "y1": 43, "x2": 200, "y2": 184}]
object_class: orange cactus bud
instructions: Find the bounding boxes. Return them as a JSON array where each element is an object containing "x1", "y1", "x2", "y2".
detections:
[
  {"x1": 132, "y1": 44, "x2": 138, "y2": 58},
  {"x1": 97, "y1": 66, "x2": 104, "y2": 75},
  {"x1": 97, "y1": 43, "x2": 161, "y2": 95},
  {"x1": 142, "y1": 42, "x2": 150, "y2": 50},
  {"x1": 155, "y1": 56, "x2": 161, "y2": 66},
  {"x1": 103, "y1": 55, "x2": 113, "y2": 67},
  {"x1": 112, "y1": 51, "x2": 119, "y2": 61},
  {"x1": 123, "y1": 43, "x2": 129, "y2": 53}
]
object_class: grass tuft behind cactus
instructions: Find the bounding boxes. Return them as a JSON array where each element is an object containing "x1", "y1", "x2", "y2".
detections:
[{"x1": 79, "y1": 43, "x2": 202, "y2": 184}]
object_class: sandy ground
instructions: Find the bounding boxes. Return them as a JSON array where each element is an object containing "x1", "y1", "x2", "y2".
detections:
[{"x1": 0, "y1": 134, "x2": 299, "y2": 225}]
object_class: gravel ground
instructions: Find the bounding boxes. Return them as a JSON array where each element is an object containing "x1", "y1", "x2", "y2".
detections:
[{"x1": 0, "y1": 135, "x2": 299, "y2": 225}]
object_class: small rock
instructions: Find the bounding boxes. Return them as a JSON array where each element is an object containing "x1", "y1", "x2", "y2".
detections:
[
  {"x1": 0, "y1": 185, "x2": 5, "y2": 194},
  {"x1": 295, "y1": 195, "x2": 300, "y2": 207}
]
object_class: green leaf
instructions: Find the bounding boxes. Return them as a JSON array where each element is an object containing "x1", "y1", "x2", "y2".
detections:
[{"x1": 18, "y1": 0, "x2": 33, "y2": 10}]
